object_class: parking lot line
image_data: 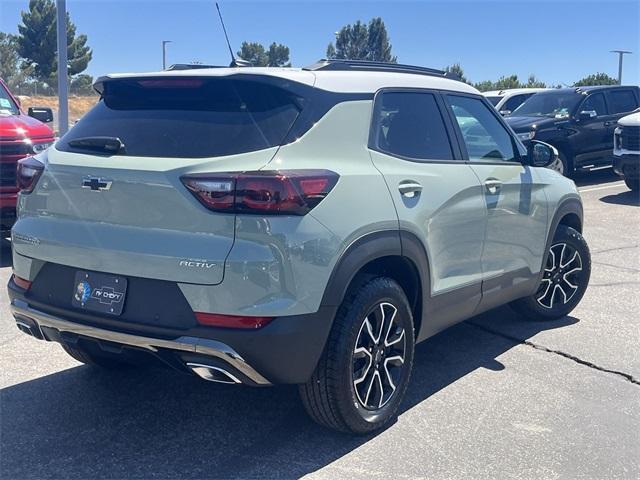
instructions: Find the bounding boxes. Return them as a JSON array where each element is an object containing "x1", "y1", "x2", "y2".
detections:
[{"x1": 578, "y1": 182, "x2": 625, "y2": 193}]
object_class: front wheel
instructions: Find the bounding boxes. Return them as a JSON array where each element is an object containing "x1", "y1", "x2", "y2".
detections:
[
  {"x1": 299, "y1": 277, "x2": 415, "y2": 434},
  {"x1": 511, "y1": 225, "x2": 590, "y2": 321},
  {"x1": 624, "y1": 176, "x2": 639, "y2": 192}
]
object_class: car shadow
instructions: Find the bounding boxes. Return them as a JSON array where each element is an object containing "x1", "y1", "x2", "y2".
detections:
[
  {"x1": 0, "y1": 238, "x2": 11, "y2": 268},
  {"x1": 572, "y1": 168, "x2": 619, "y2": 188},
  {"x1": 0, "y1": 306, "x2": 577, "y2": 479},
  {"x1": 600, "y1": 189, "x2": 639, "y2": 206}
]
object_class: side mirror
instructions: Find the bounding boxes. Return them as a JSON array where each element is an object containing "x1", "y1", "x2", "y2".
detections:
[
  {"x1": 28, "y1": 106, "x2": 54, "y2": 123},
  {"x1": 499, "y1": 109, "x2": 511, "y2": 116},
  {"x1": 527, "y1": 140, "x2": 557, "y2": 167},
  {"x1": 578, "y1": 110, "x2": 597, "y2": 121}
]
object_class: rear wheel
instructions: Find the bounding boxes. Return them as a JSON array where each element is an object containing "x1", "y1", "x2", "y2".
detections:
[
  {"x1": 299, "y1": 277, "x2": 415, "y2": 434},
  {"x1": 61, "y1": 343, "x2": 130, "y2": 369},
  {"x1": 511, "y1": 225, "x2": 590, "y2": 321}
]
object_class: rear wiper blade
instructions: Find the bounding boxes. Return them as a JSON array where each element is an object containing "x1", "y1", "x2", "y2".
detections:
[{"x1": 68, "y1": 136, "x2": 126, "y2": 155}]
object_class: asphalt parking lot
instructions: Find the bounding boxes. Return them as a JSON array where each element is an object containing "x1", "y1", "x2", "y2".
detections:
[{"x1": 0, "y1": 169, "x2": 638, "y2": 479}]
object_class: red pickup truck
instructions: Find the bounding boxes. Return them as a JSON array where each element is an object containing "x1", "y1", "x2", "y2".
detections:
[{"x1": 1, "y1": 78, "x2": 55, "y2": 237}]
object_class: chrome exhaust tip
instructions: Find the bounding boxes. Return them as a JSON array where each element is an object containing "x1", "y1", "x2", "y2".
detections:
[{"x1": 186, "y1": 362, "x2": 242, "y2": 384}]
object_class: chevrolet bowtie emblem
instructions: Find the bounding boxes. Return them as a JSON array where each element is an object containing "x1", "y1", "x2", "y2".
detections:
[{"x1": 82, "y1": 176, "x2": 112, "y2": 191}]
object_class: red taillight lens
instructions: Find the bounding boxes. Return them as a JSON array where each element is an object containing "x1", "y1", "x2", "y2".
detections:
[
  {"x1": 181, "y1": 170, "x2": 338, "y2": 215},
  {"x1": 17, "y1": 156, "x2": 45, "y2": 193},
  {"x1": 12, "y1": 274, "x2": 32, "y2": 291},
  {"x1": 195, "y1": 312, "x2": 274, "y2": 329}
]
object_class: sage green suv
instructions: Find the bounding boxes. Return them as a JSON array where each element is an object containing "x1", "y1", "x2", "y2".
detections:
[{"x1": 8, "y1": 60, "x2": 591, "y2": 434}]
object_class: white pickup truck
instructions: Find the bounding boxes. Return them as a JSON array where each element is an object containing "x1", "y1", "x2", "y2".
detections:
[{"x1": 613, "y1": 110, "x2": 640, "y2": 191}]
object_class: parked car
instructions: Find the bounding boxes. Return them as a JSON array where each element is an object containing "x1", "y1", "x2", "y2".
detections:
[
  {"x1": 483, "y1": 88, "x2": 548, "y2": 116},
  {"x1": 613, "y1": 109, "x2": 640, "y2": 191},
  {"x1": 8, "y1": 60, "x2": 591, "y2": 434},
  {"x1": 506, "y1": 85, "x2": 640, "y2": 176},
  {"x1": 0, "y1": 78, "x2": 55, "y2": 237}
]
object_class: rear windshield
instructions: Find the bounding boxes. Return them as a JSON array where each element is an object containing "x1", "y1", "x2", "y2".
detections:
[
  {"x1": 486, "y1": 96, "x2": 501, "y2": 106},
  {"x1": 57, "y1": 77, "x2": 304, "y2": 158}
]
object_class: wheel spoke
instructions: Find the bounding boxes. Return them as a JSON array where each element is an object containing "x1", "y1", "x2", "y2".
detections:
[
  {"x1": 353, "y1": 347, "x2": 372, "y2": 385},
  {"x1": 364, "y1": 369, "x2": 378, "y2": 406},
  {"x1": 545, "y1": 249, "x2": 556, "y2": 272},
  {"x1": 375, "y1": 371, "x2": 385, "y2": 408},
  {"x1": 363, "y1": 317, "x2": 377, "y2": 345},
  {"x1": 561, "y1": 250, "x2": 579, "y2": 269},
  {"x1": 382, "y1": 361, "x2": 397, "y2": 392},
  {"x1": 382, "y1": 303, "x2": 398, "y2": 347},
  {"x1": 385, "y1": 328, "x2": 405, "y2": 348}
]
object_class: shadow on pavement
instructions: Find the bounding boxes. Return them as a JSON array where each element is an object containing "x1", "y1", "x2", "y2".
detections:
[
  {"x1": 0, "y1": 306, "x2": 577, "y2": 479},
  {"x1": 0, "y1": 238, "x2": 11, "y2": 268},
  {"x1": 599, "y1": 189, "x2": 639, "y2": 206},
  {"x1": 573, "y1": 168, "x2": 619, "y2": 188}
]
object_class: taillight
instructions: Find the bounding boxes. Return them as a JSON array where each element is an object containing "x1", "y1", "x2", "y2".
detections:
[
  {"x1": 195, "y1": 312, "x2": 274, "y2": 329},
  {"x1": 181, "y1": 170, "x2": 338, "y2": 215},
  {"x1": 17, "y1": 155, "x2": 45, "y2": 193}
]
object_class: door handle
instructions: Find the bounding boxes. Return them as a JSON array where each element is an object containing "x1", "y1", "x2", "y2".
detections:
[
  {"x1": 484, "y1": 179, "x2": 502, "y2": 195},
  {"x1": 398, "y1": 181, "x2": 423, "y2": 198}
]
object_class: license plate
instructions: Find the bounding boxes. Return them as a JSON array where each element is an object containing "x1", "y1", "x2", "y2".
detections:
[{"x1": 71, "y1": 271, "x2": 127, "y2": 316}]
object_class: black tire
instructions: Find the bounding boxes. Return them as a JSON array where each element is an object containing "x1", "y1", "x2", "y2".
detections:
[
  {"x1": 550, "y1": 150, "x2": 573, "y2": 177},
  {"x1": 299, "y1": 277, "x2": 415, "y2": 434},
  {"x1": 624, "y1": 176, "x2": 639, "y2": 192},
  {"x1": 61, "y1": 343, "x2": 130, "y2": 369},
  {"x1": 511, "y1": 225, "x2": 590, "y2": 321}
]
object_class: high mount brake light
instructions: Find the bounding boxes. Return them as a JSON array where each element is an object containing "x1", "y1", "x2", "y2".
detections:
[
  {"x1": 181, "y1": 170, "x2": 339, "y2": 215},
  {"x1": 136, "y1": 79, "x2": 205, "y2": 88},
  {"x1": 17, "y1": 155, "x2": 45, "y2": 193}
]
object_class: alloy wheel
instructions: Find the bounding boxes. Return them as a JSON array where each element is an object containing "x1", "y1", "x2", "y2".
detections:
[
  {"x1": 352, "y1": 302, "x2": 406, "y2": 410},
  {"x1": 548, "y1": 156, "x2": 565, "y2": 175},
  {"x1": 537, "y1": 242, "x2": 583, "y2": 309}
]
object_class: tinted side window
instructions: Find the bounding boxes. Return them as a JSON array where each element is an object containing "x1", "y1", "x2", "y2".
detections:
[
  {"x1": 447, "y1": 95, "x2": 517, "y2": 162},
  {"x1": 372, "y1": 91, "x2": 454, "y2": 161},
  {"x1": 580, "y1": 93, "x2": 607, "y2": 116},
  {"x1": 608, "y1": 90, "x2": 638, "y2": 114},
  {"x1": 503, "y1": 94, "x2": 529, "y2": 113}
]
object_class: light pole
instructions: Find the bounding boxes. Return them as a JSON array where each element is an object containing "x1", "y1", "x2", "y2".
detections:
[
  {"x1": 610, "y1": 50, "x2": 632, "y2": 84},
  {"x1": 162, "y1": 40, "x2": 172, "y2": 70},
  {"x1": 56, "y1": 0, "x2": 69, "y2": 135}
]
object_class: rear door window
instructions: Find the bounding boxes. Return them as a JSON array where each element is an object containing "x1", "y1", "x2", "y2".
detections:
[
  {"x1": 370, "y1": 91, "x2": 455, "y2": 161},
  {"x1": 57, "y1": 77, "x2": 305, "y2": 158},
  {"x1": 580, "y1": 93, "x2": 607, "y2": 116},
  {"x1": 607, "y1": 89, "x2": 638, "y2": 114}
]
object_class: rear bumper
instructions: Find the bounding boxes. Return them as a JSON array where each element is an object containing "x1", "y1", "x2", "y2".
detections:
[
  {"x1": 613, "y1": 153, "x2": 640, "y2": 179},
  {"x1": 8, "y1": 280, "x2": 336, "y2": 385}
]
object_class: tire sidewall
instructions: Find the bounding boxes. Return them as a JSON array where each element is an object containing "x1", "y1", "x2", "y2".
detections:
[{"x1": 335, "y1": 279, "x2": 415, "y2": 432}]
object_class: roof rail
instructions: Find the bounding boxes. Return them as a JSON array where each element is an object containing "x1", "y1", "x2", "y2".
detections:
[{"x1": 303, "y1": 59, "x2": 461, "y2": 81}]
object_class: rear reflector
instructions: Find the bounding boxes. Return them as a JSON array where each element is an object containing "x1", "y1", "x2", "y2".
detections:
[
  {"x1": 195, "y1": 312, "x2": 274, "y2": 329},
  {"x1": 12, "y1": 274, "x2": 32, "y2": 291},
  {"x1": 181, "y1": 170, "x2": 338, "y2": 215}
]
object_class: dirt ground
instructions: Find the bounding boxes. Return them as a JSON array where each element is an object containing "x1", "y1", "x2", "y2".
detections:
[{"x1": 16, "y1": 95, "x2": 98, "y2": 124}]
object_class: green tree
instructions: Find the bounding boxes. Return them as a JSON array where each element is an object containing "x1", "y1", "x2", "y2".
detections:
[
  {"x1": 573, "y1": 72, "x2": 618, "y2": 86},
  {"x1": 473, "y1": 80, "x2": 495, "y2": 92},
  {"x1": 16, "y1": 0, "x2": 92, "y2": 84},
  {"x1": 493, "y1": 75, "x2": 521, "y2": 90},
  {"x1": 444, "y1": 63, "x2": 468, "y2": 83},
  {"x1": 0, "y1": 33, "x2": 22, "y2": 87},
  {"x1": 237, "y1": 41, "x2": 291, "y2": 67},
  {"x1": 266, "y1": 42, "x2": 291, "y2": 67},
  {"x1": 526, "y1": 74, "x2": 547, "y2": 88},
  {"x1": 70, "y1": 73, "x2": 95, "y2": 95},
  {"x1": 327, "y1": 17, "x2": 396, "y2": 62}
]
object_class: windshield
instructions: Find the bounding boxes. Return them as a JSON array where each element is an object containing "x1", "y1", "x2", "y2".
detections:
[
  {"x1": 512, "y1": 91, "x2": 582, "y2": 118},
  {"x1": 0, "y1": 82, "x2": 20, "y2": 115},
  {"x1": 486, "y1": 96, "x2": 501, "y2": 106},
  {"x1": 58, "y1": 76, "x2": 305, "y2": 158}
]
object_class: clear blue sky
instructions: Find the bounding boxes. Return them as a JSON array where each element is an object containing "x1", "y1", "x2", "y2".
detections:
[{"x1": 1, "y1": 0, "x2": 638, "y2": 86}]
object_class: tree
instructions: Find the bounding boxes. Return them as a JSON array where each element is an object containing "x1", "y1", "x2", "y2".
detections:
[
  {"x1": 573, "y1": 72, "x2": 618, "y2": 86},
  {"x1": 16, "y1": 0, "x2": 92, "y2": 83},
  {"x1": 444, "y1": 63, "x2": 468, "y2": 84},
  {"x1": 327, "y1": 17, "x2": 396, "y2": 62},
  {"x1": 237, "y1": 41, "x2": 291, "y2": 67},
  {"x1": 526, "y1": 74, "x2": 546, "y2": 88},
  {"x1": 0, "y1": 33, "x2": 22, "y2": 87},
  {"x1": 70, "y1": 73, "x2": 94, "y2": 95},
  {"x1": 473, "y1": 80, "x2": 495, "y2": 92},
  {"x1": 493, "y1": 75, "x2": 521, "y2": 90},
  {"x1": 266, "y1": 42, "x2": 291, "y2": 67}
]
